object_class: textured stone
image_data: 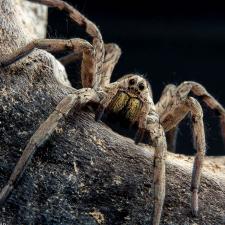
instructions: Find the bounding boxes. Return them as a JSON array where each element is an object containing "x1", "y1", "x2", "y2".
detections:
[{"x1": 0, "y1": 1, "x2": 225, "y2": 225}]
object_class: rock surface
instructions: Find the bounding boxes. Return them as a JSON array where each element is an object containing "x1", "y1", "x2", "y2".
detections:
[{"x1": 0, "y1": 1, "x2": 225, "y2": 225}]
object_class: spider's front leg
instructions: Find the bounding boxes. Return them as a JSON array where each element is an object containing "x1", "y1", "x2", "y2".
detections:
[
  {"x1": 94, "y1": 73, "x2": 167, "y2": 225},
  {"x1": 186, "y1": 98, "x2": 205, "y2": 216},
  {"x1": 28, "y1": 0, "x2": 105, "y2": 86},
  {"x1": 147, "y1": 114, "x2": 167, "y2": 225},
  {"x1": 1, "y1": 38, "x2": 98, "y2": 88},
  {"x1": 0, "y1": 88, "x2": 100, "y2": 206},
  {"x1": 137, "y1": 101, "x2": 167, "y2": 225}
]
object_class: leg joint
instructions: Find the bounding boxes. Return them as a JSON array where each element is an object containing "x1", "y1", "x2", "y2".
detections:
[
  {"x1": 187, "y1": 97, "x2": 203, "y2": 119},
  {"x1": 69, "y1": 38, "x2": 95, "y2": 55}
]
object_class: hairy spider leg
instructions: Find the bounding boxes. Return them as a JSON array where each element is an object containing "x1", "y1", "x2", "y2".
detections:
[
  {"x1": 156, "y1": 84, "x2": 178, "y2": 152},
  {"x1": 59, "y1": 43, "x2": 121, "y2": 89},
  {"x1": 100, "y1": 43, "x2": 122, "y2": 86},
  {"x1": 0, "y1": 88, "x2": 100, "y2": 206},
  {"x1": 156, "y1": 81, "x2": 225, "y2": 153},
  {"x1": 156, "y1": 81, "x2": 225, "y2": 216},
  {"x1": 146, "y1": 111, "x2": 167, "y2": 225},
  {"x1": 59, "y1": 52, "x2": 81, "y2": 65},
  {"x1": 95, "y1": 74, "x2": 167, "y2": 225},
  {"x1": 159, "y1": 96, "x2": 205, "y2": 217},
  {"x1": 28, "y1": 0, "x2": 105, "y2": 88},
  {"x1": 1, "y1": 38, "x2": 97, "y2": 88}
]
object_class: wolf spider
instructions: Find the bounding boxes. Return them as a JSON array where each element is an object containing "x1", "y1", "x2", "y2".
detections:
[{"x1": 1, "y1": 0, "x2": 225, "y2": 224}]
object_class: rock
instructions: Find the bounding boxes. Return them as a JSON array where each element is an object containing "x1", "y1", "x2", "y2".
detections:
[{"x1": 0, "y1": 1, "x2": 224, "y2": 225}]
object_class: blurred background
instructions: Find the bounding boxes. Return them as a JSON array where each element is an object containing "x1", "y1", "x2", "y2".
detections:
[{"x1": 47, "y1": 0, "x2": 225, "y2": 156}]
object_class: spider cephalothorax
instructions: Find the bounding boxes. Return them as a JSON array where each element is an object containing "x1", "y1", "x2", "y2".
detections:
[
  {"x1": 1, "y1": 1, "x2": 225, "y2": 225},
  {"x1": 99, "y1": 74, "x2": 152, "y2": 125}
]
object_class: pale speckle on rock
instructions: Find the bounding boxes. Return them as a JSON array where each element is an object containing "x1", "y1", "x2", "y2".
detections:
[{"x1": 89, "y1": 209, "x2": 105, "y2": 225}]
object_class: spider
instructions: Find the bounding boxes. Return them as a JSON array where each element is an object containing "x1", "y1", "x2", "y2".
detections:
[{"x1": 1, "y1": 0, "x2": 225, "y2": 224}]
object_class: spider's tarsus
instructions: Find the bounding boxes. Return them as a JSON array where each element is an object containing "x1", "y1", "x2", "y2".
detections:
[
  {"x1": 0, "y1": 184, "x2": 13, "y2": 206},
  {"x1": 191, "y1": 205, "x2": 199, "y2": 217},
  {"x1": 191, "y1": 188, "x2": 199, "y2": 217},
  {"x1": 192, "y1": 209, "x2": 198, "y2": 217}
]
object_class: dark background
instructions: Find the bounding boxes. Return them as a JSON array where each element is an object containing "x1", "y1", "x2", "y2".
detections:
[{"x1": 47, "y1": 0, "x2": 225, "y2": 156}]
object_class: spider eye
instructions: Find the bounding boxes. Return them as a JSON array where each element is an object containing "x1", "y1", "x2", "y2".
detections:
[
  {"x1": 138, "y1": 83, "x2": 145, "y2": 91},
  {"x1": 129, "y1": 79, "x2": 135, "y2": 85}
]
